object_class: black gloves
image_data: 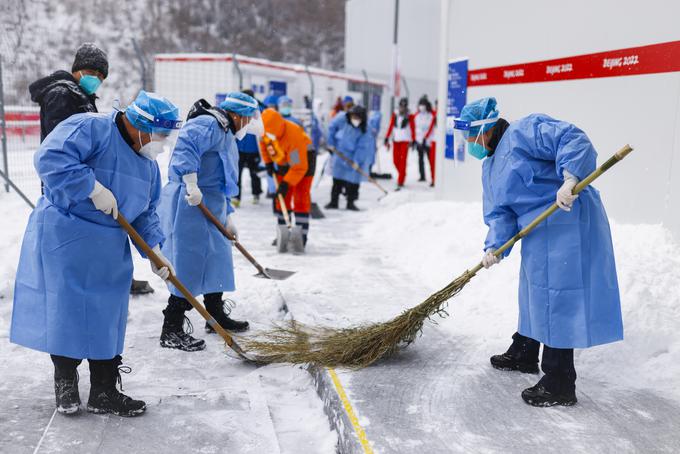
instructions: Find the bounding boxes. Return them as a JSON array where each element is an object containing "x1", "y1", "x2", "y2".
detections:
[
  {"x1": 276, "y1": 181, "x2": 289, "y2": 198},
  {"x1": 265, "y1": 162, "x2": 275, "y2": 176},
  {"x1": 383, "y1": 137, "x2": 390, "y2": 147}
]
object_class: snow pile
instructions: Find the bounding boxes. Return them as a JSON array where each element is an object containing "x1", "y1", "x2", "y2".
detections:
[{"x1": 364, "y1": 195, "x2": 680, "y2": 401}]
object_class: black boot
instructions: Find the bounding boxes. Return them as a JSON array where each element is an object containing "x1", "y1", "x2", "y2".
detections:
[
  {"x1": 160, "y1": 295, "x2": 206, "y2": 352},
  {"x1": 204, "y1": 293, "x2": 249, "y2": 333},
  {"x1": 490, "y1": 332, "x2": 540, "y2": 374},
  {"x1": 325, "y1": 178, "x2": 343, "y2": 209},
  {"x1": 346, "y1": 183, "x2": 361, "y2": 211},
  {"x1": 51, "y1": 355, "x2": 82, "y2": 414},
  {"x1": 130, "y1": 278, "x2": 154, "y2": 295},
  {"x1": 521, "y1": 383, "x2": 577, "y2": 407},
  {"x1": 523, "y1": 345, "x2": 577, "y2": 407},
  {"x1": 87, "y1": 356, "x2": 146, "y2": 417}
]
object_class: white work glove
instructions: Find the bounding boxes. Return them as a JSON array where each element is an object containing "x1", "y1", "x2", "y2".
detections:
[
  {"x1": 150, "y1": 245, "x2": 175, "y2": 281},
  {"x1": 89, "y1": 180, "x2": 118, "y2": 219},
  {"x1": 556, "y1": 170, "x2": 579, "y2": 212},
  {"x1": 226, "y1": 215, "x2": 238, "y2": 242},
  {"x1": 182, "y1": 173, "x2": 202, "y2": 206},
  {"x1": 482, "y1": 248, "x2": 501, "y2": 269}
]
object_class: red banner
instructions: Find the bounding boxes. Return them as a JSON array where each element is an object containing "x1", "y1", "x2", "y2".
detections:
[
  {"x1": 5, "y1": 110, "x2": 40, "y2": 136},
  {"x1": 468, "y1": 40, "x2": 680, "y2": 86}
]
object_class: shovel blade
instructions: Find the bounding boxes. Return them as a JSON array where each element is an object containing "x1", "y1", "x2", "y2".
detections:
[
  {"x1": 289, "y1": 225, "x2": 305, "y2": 255},
  {"x1": 310, "y1": 202, "x2": 325, "y2": 219},
  {"x1": 254, "y1": 268, "x2": 297, "y2": 280},
  {"x1": 276, "y1": 224, "x2": 289, "y2": 253}
]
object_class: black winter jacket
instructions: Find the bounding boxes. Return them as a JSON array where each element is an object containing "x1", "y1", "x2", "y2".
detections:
[{"x1": 29, "y1": 70, "x2": 98, "y2": 142}]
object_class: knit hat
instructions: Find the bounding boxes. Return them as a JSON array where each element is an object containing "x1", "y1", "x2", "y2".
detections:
[{"x1": 71, "y1": 43, "x2": 108, "y2": 79}]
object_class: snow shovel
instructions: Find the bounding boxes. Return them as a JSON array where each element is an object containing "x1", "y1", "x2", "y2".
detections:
[
  {"x1": 116, "y1": 214, "x2": 259, "y2": 362},
  {"x1": 314, "y1": 151, "x2": 331, "y2": 189},
  {"x1": 274, "y1": 180, "x2": 305, "y2": 254},
  {"x1": 240, "y1": 145, "x2": 635, "y2": 368},
  {"x1": 197, "y1": 202, "x2": 296, "y2": 280},
  {"x1": 328, "y1": 146, "x2": 389, "y2": 200}
]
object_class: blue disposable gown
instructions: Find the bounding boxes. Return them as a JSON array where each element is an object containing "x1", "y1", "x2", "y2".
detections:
[
  {"x1": 158, "y1": 115, "x2": 239, "y2": 297},
  {"x1": 330, "y1": 120, "x2": 376, "y2": 185},
  {"x1": 282, "y1": 114, "x2": 304, "y2": 128},
  {"x1": 368, "y1": 111, "x2": 382, "y2": 139},
  {"x1": 326, "y1": 112, "x2": 346, "y2": 149},
  {"x1": 10, "y1": 112, "x2": 164, "y2": 360},
  {"x1": 310, "y1": 115, "x2": 323, "y2": 150},
  {"x1": 483, "y1": 114, "x2": 623, "y2": 349}
]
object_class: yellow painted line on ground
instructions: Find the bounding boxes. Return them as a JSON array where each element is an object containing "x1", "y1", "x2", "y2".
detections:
[{"x1": 328, "y1": 368, "x2": 374, "y2": 454}]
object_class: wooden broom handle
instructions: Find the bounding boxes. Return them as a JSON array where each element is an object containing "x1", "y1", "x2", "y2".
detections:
[
  {"x1": 272, "y1": 177, "x2": 293, "y2": 227},
  {"x1": 116, "y1": 214, "x2": 248, "y2": 355},
  {"x1": 329, "y1": 146, "x2": 389, "y2": 195},
  {"x1": 197, "y1": 202, "x2": 268, "y2": 276}
]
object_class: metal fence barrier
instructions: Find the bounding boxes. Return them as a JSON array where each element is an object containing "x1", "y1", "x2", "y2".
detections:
[{"x1": 0, "y1": 55, "x2": 41, "y2": 208}]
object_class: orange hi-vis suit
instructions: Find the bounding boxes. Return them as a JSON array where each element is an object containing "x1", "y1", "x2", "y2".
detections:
[{"x1": 260, "y1": 108, "x2": 315, "y2": 244}]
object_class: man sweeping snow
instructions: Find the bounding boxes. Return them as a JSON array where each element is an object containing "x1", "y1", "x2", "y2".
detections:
[
  {"x1": 10, "y1": 91, "x2": 181, "y2": 416},
  {"x1": 455, "y1": 97, "x2": 624, "y2": 407},
  {"x1": 157, "y1": 93, "x2": 257, "y2": 352}
]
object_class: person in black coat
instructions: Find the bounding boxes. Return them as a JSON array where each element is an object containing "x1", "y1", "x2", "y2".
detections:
[
  {"x1": 29, "y1": 43, "x2": 107, "y2": 141},
  {"x1": 28, "y1": 43, "x2": 154, "y2": 295}
]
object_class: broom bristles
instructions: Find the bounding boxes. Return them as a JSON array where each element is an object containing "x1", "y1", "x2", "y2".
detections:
[{"x1": 238, "y1": 270, "x2": 474, "y2": 369}]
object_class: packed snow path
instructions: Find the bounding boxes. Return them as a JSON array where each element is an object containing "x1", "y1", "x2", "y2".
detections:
[
  {"x1": 2, "y1": 150, "x2": 680, "y2": 453},
  {"x1": 0, "y1": 187, "x2": 337, "y2": 452},
  {"x1": 238, "y1": 152, "x2": 680, "y2": 453}
]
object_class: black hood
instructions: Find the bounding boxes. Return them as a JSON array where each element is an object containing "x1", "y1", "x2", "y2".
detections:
[{"x1": 29, "y1": 70, "x2": 81, "y2": 104}]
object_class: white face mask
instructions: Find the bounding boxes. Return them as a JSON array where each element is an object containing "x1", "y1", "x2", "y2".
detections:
[
  {"x1": 247, "y1": 116, "x2": 264, "y2": 137},
  {"x1": 235, "y1": 125, "x2": 248, "y2": 141},
  {"x1": 351, "y1": 118, "x2": 361, "y2": 128},
  {"x1": 234, "y1": 116, "x2": 250, "y2": 141},
  {"x1": 138, "y1": 131, "x2": 171, "y2": 161},
  {"x1": 418, "y1": 105, "x2": 426, "y2": 112}
]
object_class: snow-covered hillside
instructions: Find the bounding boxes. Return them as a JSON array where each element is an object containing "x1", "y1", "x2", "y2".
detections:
[{"x1": 0, "y1": 0, "x2": 345, "y2": 106}]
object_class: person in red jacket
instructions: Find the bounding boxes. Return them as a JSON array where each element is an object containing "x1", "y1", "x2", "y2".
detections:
[
  {"x1": 414, "y1": 95, "x2": 436, "y2": 184},
  {"x1": 384, "y1": 97, "x2": 415, "y2": 190},
  {"x1": 424, "y1": 100, "x2": 438, "y2": 187}
]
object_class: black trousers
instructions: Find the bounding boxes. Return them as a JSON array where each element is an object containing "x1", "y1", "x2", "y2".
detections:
[
  {"x1": 51, "y1": 354, "x2": 117, "y2": 376},
  {"x1": 166, "y1": 292, "x2": 222, "y2": 312},
  {"x1": 416, "y1": 142, "x2": 431, "y2": 181},
  {"x1": 236, "y1": 152, "x2": 262, "y2": 199},
  {"x1": 510, "y1": 332, "x2": 577, "y2": 394},
  {"x1": 330, "y1": 178, "x2": 360, "y2": 204}
]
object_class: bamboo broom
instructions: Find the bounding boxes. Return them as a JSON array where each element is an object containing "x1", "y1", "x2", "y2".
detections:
[{"x1": 239, "y1": 145, "x2": 634, "y2": 368}]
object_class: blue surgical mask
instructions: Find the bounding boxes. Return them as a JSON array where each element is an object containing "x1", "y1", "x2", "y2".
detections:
[
  {"x1": 79, "y1": 73, "x2": 102, "y2": 95},
  {"x1": 467, "y1": 128, "x2": 489, "y2": 160},
  {"x1": 279, "y1": 106, "x2": 292, "y2": 116},
  {"x1": 468, "y1": 141, "x2": 489, "y2": 160}
]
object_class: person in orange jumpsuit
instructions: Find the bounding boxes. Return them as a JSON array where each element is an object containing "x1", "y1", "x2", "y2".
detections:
[{"x1": 260, "y1": 108, "x2": 315, "y2": 248}]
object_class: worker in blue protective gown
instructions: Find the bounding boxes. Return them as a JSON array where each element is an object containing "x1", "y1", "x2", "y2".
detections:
[
  {"x1": 325, "y1": 105, "x2": 375, "y2": 211},
  {"x1": 277, "y1": 95, "x2": 304, "y2": 127},
  {"x1": 158, "y1": 92, "x2": 260, "y2": 352},
  {"x1": 10, "y1": 90, "x2": 181, "y2": 417},
  {"x1": 454, "y1": 97, "x2": 623, "y2": 408}
]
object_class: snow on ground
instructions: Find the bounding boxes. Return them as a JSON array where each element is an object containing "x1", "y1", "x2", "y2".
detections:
[
  {"x1": 2, "y1": 146, "x2": 680, "y2": 453},
  {"x1": 364, "y1": 192, "x2": 680, "y2": 401},
  {"x1": 0, "y1": 181, "x2": 336, "y2": 452}
]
